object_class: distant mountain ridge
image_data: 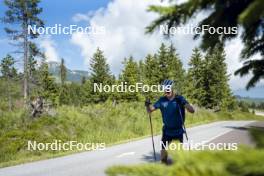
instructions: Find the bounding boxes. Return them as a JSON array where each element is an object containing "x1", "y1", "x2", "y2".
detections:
[
  {"x1": 235, "y1": 95, "x2": 264, "y2": 104},
  {"x1": 233, "y1": 85, "x2": 264, "y2": 99},
  {"x1": 48, "y1": 61, "x2": 89, "y2": 83}
]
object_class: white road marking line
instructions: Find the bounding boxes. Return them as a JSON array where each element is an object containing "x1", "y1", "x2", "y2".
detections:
[{"x1": 116, "y1": 152, "x2": 135, "y2": 158}]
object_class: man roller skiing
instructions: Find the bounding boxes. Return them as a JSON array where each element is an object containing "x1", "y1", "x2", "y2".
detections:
[{"x1": 145, "y1": 79, "x2": 195, "y2": 164}]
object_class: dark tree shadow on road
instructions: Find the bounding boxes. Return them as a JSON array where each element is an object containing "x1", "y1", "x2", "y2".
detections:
[
  {"x1": 224, "y1": 126, "x2": 249, "y2": 130},
  {"x1": 224, "y1": 125, "x2": 264, "y2": 131}
]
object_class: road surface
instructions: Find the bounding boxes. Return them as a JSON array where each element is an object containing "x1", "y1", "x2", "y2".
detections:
[
  {"x1": 0, "y1": 120, "x2": 259, "y2": 176},
  {"x1": 256, "y1": 110, "x2": 264, "y2": 116}
]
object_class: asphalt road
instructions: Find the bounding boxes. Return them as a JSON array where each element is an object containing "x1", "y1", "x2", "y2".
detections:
[
  {"x1": 210, "y1": 121, "x2": 264, "y2": 147},
  {"x1": 0, "y1": 120, "x2": 258, "y2": 176},
  {"x1": 256, "y1": 111, "x2": 264, "y2": 116}
]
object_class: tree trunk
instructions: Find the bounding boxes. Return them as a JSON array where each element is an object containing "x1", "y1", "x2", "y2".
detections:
[{"x1": 23, "y1": 15, "x2": 29, "y2": 103}]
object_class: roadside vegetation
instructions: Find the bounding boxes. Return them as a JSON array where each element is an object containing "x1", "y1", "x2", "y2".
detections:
[
  {"x1": 0, "y1": 102, "x2": 263, "y2": 167},
  {"x1": 106, "y1": 126, "x2": 264, "y2": 176}
]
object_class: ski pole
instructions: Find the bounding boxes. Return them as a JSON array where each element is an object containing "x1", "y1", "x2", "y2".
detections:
[
  {"x1": 145, "y1": 98, "x2": 157, "y2": 161},
  {"x1": 178, "y1": 106, "x2": 190, "y2": 150}
]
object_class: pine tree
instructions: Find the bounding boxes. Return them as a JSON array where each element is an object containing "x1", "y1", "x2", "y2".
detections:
[
  {"x1": 194, "y1": 46, "x2": 234, "y2": 110},
  {"x1": 119, "y1": 56, "x2": 140, "y2": 101},
  {"x1": 167, "y1": 43, "x2": 185, "y2": 94},
  {"x1": 186, "y1": 48, "x2": 205, "y2": 106},
  {"x1": 143, "y1": 54, "x2": 161, "y2": 99},
  {"x1": 90, "y1": 48, "x2": 111, "y2": 83},
  {"x1": 60, "y1": 58, "x2": 67, "y2": 85},
  {"x1": 90, "y1": 48, "x2": 112, "y2": 102},
  {"x1": 3, "y1": 0, "x2": 44, "y2": 101},
  {"x1": 157, "y1": 43, "x2": 169, "y2": 83},
  {"x1": 210, "y1": 45, "x2": 234, "y2": 109},
  {"x1": 144, "y1": 54, "x2": 160, "y2": 85},
  {"x1": 201, "y1": 51, "x2": 217, "y2": 108},
  {"x1": 37, "y1": 59, "x2": 57, "y2": 104},
  {"x1": 0, "y1": 54, "x2": 18, "y2": 111}
]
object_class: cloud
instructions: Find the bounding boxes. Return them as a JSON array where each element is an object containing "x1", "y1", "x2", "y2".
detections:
[
  {"x1": 71, "y1": 0, "x2": 172, "y2": 74},
  {"x1": 70, "y1": 0, "x2": 262, "y2": 91},
  {"x1": 72, "y1": 13, "x2": 92, "y2": 22},
  {"x1": 225, "y1": 37, "x2": 264, "y2": 90},
  {"x1": 38, "y1": 35, "x2": 59, "y2": 62},
  {"x1": 225, "y1": 38, "x2": 248, "y2": 90}
]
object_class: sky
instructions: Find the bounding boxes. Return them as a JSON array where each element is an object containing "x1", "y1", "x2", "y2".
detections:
[{"x1": 0, "y1": 0, "x2": 263, "y2": 98}]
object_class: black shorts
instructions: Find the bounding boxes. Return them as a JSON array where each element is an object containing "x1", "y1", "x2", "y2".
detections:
[{"x1": 161, "y1": 133, "x2": 183, "y2": 149}]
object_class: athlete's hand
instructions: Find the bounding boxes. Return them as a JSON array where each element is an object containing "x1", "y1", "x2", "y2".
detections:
[{"x1": 145, "y1": 99, "x2": 151, "y2": 107}]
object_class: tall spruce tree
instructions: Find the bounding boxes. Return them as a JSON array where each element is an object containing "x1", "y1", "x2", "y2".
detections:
[
  {"x1": 186, "y1": 48, "x2": 205, "y2": 106},
  {"x1": 60, "y1": 58, "x2": 67, "y2": 85},
  {"x1": 142, "y1": 54, "x2": 160, "y2": 99},
  {"x1": 3, "y1": 0, "x2": 44, "y2": 101},
  {"x1": 167, "y1": 43, "x2": 185, "y2": 94},
  {"x1": 191, "y1": 46, "x2": 235, "y2": 109},
  {"x1": 119, "y1": 56, "x2": 140, "y2": 101},
  {"x1": 90, "y1": 48, "x2": 112, "y2": 102},
  {"x1": 144, "y1": 54, "x2": 160, "y2": 85},
  {"x1": 201, "y1": 51, "x2": 216, "y2": 108},
  {"x1": 210, "y1": 45, "x2": 234, "y2": 109},
  {"x1": 157, "y1": 43, "x2": 169, "y2": 83}
]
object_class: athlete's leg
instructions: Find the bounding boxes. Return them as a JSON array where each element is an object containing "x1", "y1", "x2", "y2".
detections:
[{"x1": 160, "y1": 133, "x2": 172, "y2": 164}]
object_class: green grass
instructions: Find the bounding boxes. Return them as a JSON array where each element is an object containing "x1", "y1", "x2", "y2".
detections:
[
  {"x1": 0, "y1": 102, "x2": 263, "y2": 168},
  {"x1": 106, "y1": 125, "x2": 264, "y2": 176},
  {"x1": 250, "y1": 127, "x2": 264, "y2": 149},
  {"x1": 107, "y1": 149, "x2": 264, "y2": 176}
]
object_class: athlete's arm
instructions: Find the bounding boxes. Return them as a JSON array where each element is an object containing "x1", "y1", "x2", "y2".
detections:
[
  {"x1": 147, "y1": 105, "x2": 156, "y2": 113},
  {"x1": 185, "y1": 104, "x2": 195, "y2": 113},
  {"x1": 145, "y1": 98, "x2": 160, "y2": 113}
]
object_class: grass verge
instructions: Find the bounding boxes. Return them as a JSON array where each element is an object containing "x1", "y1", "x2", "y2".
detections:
[{"x1": 0, "y1": 102, "x2": 263, "y2": 168}]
